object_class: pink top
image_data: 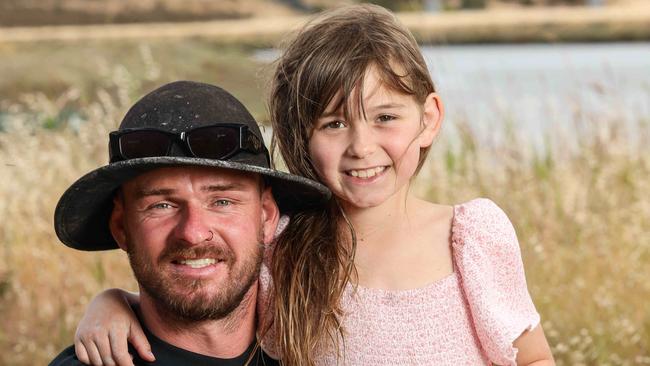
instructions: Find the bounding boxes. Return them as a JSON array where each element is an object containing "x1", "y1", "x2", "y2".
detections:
[{"x1": 258, "y1": 198, "x2": 540, "y2": 365}]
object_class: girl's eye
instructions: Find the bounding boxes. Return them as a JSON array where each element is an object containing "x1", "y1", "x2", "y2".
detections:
[
  {"x1": 377, "y1": 114, "x2": 396, "y2": 123},
  {"x1": 323, "y1": 120, "x2": 346, "y2": 129}
]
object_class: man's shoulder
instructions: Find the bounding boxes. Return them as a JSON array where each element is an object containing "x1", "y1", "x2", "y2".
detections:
[{"x1": 48, "y1": 345, "x2": 86, "y2": 366}]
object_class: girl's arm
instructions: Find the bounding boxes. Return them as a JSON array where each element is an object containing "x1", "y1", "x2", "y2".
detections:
[
  {"x1": 514, "y1": 325, "x2": 555, "y2": 365},
  {"x1": 74, "y1": 288, "x2": 155, "y2": 366}
]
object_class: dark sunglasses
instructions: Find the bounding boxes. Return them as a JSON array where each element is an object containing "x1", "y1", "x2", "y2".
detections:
[{"x1": 109, "y1": 124, "x2": 268, "y2": 164}]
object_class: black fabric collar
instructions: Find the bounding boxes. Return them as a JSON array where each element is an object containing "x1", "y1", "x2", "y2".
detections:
[{"x1": 131, "y1": 307, "x2": 277, "y2": 366}]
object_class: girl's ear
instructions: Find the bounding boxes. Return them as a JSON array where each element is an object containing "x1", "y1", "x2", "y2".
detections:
[
  {"x1": 418, "y1": 92, "x2": 444, "y2": 148},
  {"x1": 109, "y1": 195, "x2": 128, "y2": 251}
]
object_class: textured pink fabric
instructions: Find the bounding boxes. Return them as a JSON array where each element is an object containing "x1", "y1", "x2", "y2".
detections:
[
  {"x1": 451, "y1": 198, "x2": 540, "y2": 365},
  {"x1": 258, "y1": 198, "x2": 540, "y2": 365}
]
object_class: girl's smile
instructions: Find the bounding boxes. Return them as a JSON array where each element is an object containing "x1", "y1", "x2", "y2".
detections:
[
  {"x1": 344, "y1": 165, "x2": 388, "y2": 179},
  {"x1": 342, "y1": 165, "x2": 390, "y2": 188}
]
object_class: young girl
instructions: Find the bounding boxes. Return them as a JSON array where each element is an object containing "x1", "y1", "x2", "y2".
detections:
[{"x1": 73, "y1": 4, "x2": 554, "y2": 366}]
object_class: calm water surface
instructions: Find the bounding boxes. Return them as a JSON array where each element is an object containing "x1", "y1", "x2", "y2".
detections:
[{"x1": 422, "y1": 43, "x2": 650, "y2": 149}]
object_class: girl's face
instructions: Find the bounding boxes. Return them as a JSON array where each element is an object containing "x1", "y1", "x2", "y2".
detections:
[{"x1": 308, "y1": 66, "x2": 443, "y2": 210}]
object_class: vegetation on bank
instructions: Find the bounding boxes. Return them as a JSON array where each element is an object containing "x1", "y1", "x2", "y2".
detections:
[
  {"x1": 0, "y1": 45, "x2": 649, "y2": 365},
  {"x1": 0, "y1": 41, "x2": 269, "y2": 119},
  {"x1": 0, "y1": 0, "x2": 622, "y2": 27},
  {"x1": 2, "y1": 1, "x2": 649, "y2": 45}
]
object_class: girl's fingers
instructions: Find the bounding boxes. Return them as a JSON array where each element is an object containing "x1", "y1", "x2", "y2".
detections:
[
  {"x1": 73, "y1": 340, "x2": 90, "y2": 365},
  {"x1": 94, "y1": 334, "x2": 116, "y2": 366},
  {"x1": 128, "y1": 323, "x2": 155, "y2": 362},
  {"x1": 78, "y1": 337, "x2": 105, "y2": 366},
  {"x1": 109, "y1": 330, "x2": 135, "y2": 366}
]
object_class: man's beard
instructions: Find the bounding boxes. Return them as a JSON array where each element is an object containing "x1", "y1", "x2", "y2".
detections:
[{"x1": 126, "y1": 233, "x2": 264, "y2": 323}]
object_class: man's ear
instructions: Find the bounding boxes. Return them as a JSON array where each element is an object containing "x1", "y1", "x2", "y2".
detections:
[
  {"x1": 109, "y1": 193, "x2": 128, "y2": 252},
  {"x1": 260, "y1": 187, "x2": 280, "y2": 245},
  {"x1": 418, "y1": 92, "x2": 444, "y2": 148}
]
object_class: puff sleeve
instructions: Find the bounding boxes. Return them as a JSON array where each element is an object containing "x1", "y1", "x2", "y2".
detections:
[{"x1": 452, "y1": 199, "x2": 540, "y2": 366}]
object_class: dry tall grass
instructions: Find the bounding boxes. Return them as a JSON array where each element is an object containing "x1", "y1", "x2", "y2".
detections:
[
  {"x1": 0, "y1": 68, "x2": 648, "y2": 365},
  {"x1": 0, "y1": 83, "x2": 139, "y2": 365}
]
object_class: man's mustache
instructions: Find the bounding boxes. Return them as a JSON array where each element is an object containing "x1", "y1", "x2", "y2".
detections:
[{"x1": 158, "y1": 243, "x2": 235, "y2": 264}]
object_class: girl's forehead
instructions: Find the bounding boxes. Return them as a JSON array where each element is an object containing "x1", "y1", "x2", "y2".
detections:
[{"x1": 322, "y1": 72, "x2": 413, "y2": 116}]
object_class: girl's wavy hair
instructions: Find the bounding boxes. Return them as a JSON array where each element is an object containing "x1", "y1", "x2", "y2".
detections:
[{"x1": 267, "y1": 4, "x2": 436, "y2": 365}]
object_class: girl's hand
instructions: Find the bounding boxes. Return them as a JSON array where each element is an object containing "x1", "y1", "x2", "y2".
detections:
[{"x1": 74, "y1": 289, "x2": 155, "y2": 366}]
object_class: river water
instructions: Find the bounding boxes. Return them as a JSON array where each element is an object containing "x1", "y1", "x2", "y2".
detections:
[
  {"x1": 422, "y1": 42, "x2": 650, "y2": 150},
  {"x1": 256, "y1": 42, "x2": 650, "y2": 151}
]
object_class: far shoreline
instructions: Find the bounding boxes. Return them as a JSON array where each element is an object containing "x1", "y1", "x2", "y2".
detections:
[{"x1": 1, "y1": 4, "x2": 649, "y2": 45}]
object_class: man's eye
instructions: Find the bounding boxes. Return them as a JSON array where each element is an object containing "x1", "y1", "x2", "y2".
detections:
[
  {"x1": 214, "y1": 199, "x2": 232, "y2": 207},
  {"x1": 150, "y1": 202, "x2": 173, "y2": 210}
]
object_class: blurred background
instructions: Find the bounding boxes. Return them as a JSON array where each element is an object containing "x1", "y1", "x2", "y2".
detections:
[{"x1": 0, "y1": 0, "x2": 648, "y2": 365}]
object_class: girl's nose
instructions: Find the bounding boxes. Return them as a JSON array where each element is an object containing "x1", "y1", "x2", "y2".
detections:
[
  {"x1": 174, "y1": 205, "x2": 214, "y2": 246},
  {"x1": 346, "y1": 124, "x2": 376, "y2": 158}
]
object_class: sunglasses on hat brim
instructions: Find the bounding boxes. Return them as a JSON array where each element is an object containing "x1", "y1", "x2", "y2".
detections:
[{"x1": 109, "y1": 123, "x2": 268, "y2": 164}]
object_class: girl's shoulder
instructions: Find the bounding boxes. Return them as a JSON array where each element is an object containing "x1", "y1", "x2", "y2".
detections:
[
  {"x1": 451, "y1": 198, "x2": 518, "y2": 250},
  {"x1": 453, "y1": 198, "x2": 511, "y2": 225}
]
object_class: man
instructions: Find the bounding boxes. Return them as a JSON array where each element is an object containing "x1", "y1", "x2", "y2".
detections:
[{"x1": 49, "y1": 81, "x2": 329, "y2": 365}]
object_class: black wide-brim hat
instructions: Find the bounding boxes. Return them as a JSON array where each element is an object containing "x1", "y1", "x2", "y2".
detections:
[{"x1": 54, "y1": 81, "x2": 330, "y2": 251}]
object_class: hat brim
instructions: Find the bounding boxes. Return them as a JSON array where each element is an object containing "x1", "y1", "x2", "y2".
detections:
[{"x1": 54, "y1": 156, "x2": 330, "y2": 251}]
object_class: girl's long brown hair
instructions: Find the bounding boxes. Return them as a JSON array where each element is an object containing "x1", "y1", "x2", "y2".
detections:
[{"x1": 267, "y1": 4, "x2": 436, "y2": 365}]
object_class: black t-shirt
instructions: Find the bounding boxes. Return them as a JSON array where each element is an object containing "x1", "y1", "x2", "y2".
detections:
[{"x1": 49, "y1": 326, "x2": 279, "y2": 366}]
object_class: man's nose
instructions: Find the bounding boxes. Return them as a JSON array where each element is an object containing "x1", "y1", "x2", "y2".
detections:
[
  {"x1": 174, "y1": 205, "x2": 214, "y2": 246},
  {"x1": 346, "y1": 124, "x2": 376, "y2": 159}
]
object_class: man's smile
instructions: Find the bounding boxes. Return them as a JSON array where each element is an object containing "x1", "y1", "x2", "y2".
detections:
[{"x1": 174, "y1": 258, "x2": 219, "y2": 269}]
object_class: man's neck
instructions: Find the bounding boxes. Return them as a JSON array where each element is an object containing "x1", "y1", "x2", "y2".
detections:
[{"x1": 137, "y1": 285, "x2": 258, "y2": 358}]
